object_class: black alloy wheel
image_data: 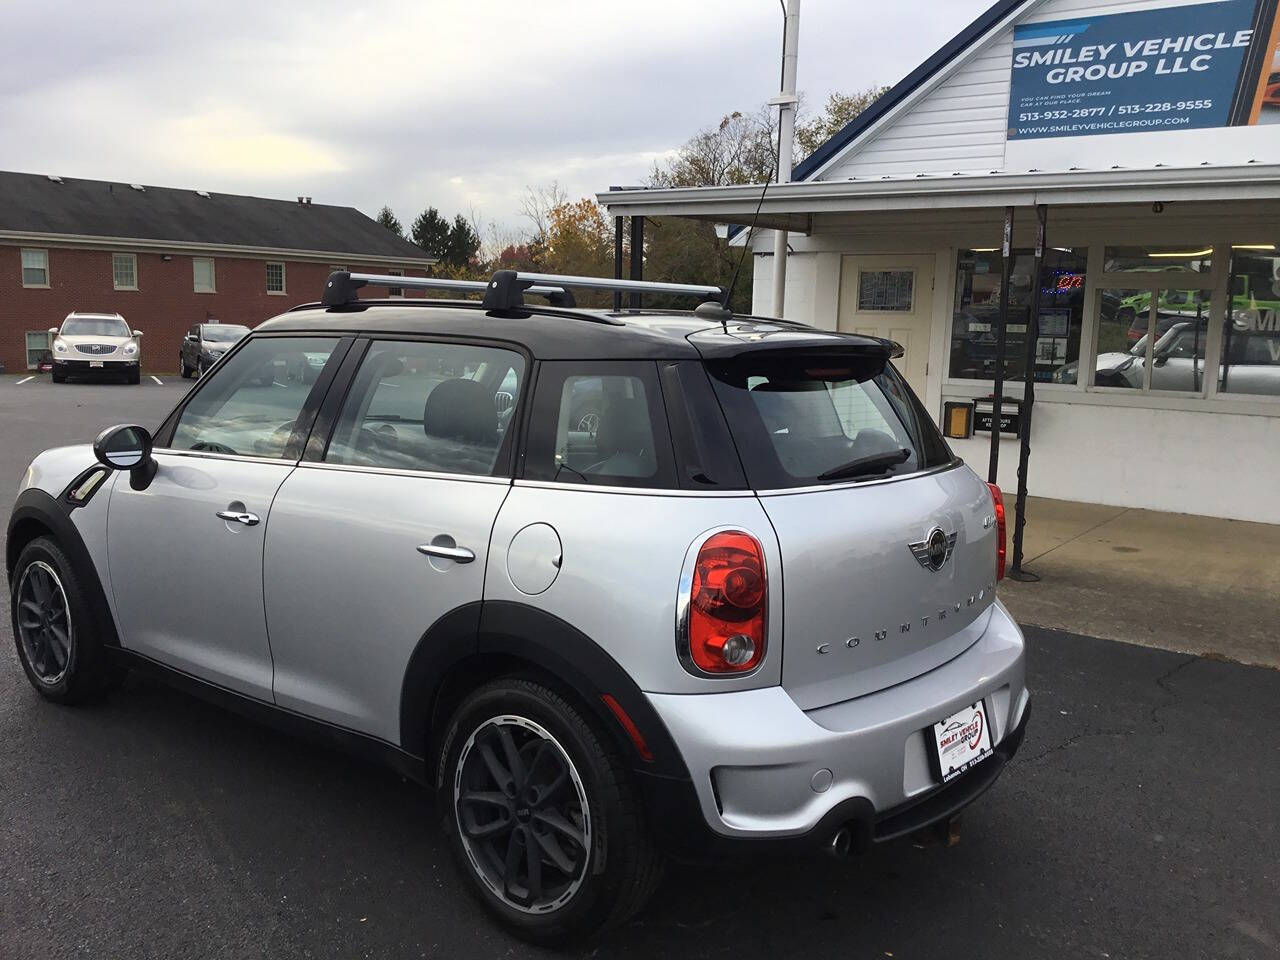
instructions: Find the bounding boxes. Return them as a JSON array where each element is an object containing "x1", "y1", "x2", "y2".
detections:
[
  {"x1": 454, "y1": 715, "x2": 591, "y2": 914},
  {"x1": 15, "y1": 560, "x2": 72, "y2": 685}
]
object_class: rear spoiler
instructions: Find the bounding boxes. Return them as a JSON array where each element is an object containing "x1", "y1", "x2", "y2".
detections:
[{"x1": 687, "y1": 325, "x2": 903, "y2": 361}]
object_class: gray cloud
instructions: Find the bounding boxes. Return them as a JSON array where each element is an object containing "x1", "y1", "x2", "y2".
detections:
[{"x1": 1, "y1": 0, "x2": 992, "y2": 236}]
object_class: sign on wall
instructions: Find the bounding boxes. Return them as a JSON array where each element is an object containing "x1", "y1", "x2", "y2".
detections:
[{"x1": 1008, "y1": 0, "x2": 1280, "y2": 141}]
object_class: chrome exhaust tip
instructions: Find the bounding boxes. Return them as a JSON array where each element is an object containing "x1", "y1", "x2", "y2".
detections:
[{"x1": 827, "y1": 826, "x2": 853, "y2": 858}]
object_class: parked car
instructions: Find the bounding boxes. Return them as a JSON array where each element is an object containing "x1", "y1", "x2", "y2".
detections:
[
  {"x1": 180, "y1": 323, "x2": 250, "y2": 378},
  {"x1": 7, "y1": 270, "x2": 1028, "y2": 943},
  {"x1": 48, "y1": 312, "x2": 142, "y2": 384}
]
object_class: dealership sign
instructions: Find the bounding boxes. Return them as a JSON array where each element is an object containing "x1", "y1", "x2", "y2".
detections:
[{"x1": 1008, "y1": 0, "x2": 1277, "y2": 140}]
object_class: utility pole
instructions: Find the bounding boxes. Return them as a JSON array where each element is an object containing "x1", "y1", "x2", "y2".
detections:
[{"x1": 769, "y1": 0, "x2": 800, "y2": 319}]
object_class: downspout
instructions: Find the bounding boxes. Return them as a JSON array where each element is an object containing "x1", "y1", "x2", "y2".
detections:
[{"x1": 770, "y1": 0, "x2": 800, "y2": 319}]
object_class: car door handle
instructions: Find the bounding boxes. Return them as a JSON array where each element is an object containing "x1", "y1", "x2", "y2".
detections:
[
  {"x1": 216, "y1": 509, "x2": 260, "y2": 526},
  {"x1": 416, "y1": 543, "x2": 476, "y2": 563}
]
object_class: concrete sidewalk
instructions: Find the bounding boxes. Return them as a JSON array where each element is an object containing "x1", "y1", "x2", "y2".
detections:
[{"x1": 998, "y1": 497, "x2": 1280, "y2": 668}]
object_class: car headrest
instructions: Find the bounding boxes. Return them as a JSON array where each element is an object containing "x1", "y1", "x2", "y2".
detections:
[
  {"x1": 423, "y1": 378, "x2": 496, "y2": 446},
  {"x1": 593, "y1": 395, "x2": 651, "y2": 458}
]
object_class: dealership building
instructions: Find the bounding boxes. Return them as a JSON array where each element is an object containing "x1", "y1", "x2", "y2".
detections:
[
  {"x1": 602, "y1": 0, "x2": 1280, "y2": 524},
  {"x1": 0, "y1": 171, "x2": 432, "y2": 376}
]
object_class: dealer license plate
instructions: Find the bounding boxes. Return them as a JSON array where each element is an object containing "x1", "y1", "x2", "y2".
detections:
[
  {"x1": 89, "y1": 361, "x2": 104, "y2": 368},
  {"x1": 932, "y1": 700, "x2": 993, "y2": 783}
]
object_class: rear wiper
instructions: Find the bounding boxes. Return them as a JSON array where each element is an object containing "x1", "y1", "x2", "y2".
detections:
[{"x1": 817, "y1": 448, "x2": 911, "y2": 482}]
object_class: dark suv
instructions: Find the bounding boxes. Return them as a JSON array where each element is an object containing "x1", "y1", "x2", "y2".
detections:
[{"x1": 179, "y1": 322, "x2": 250, "y2": 378}]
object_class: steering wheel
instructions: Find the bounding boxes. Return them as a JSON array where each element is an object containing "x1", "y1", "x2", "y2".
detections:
[{"x1": 189, "y1": 440, "x2": 239, "y2": 455}]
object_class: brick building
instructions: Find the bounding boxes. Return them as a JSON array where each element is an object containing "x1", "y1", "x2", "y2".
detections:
[{"x1": 0, "y1": 171, "x2": 433, "y2": 373}]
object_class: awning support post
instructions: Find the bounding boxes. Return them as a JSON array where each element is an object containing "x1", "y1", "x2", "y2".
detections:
[
  {"x1": 770, "y1": 0, "x2": 801, "y2": 318},
  {"x1": 1009, "y1": 204, "x2": 1047, "y2": 582},
  {"x1": 613, "y1": 216, "x2": 624, "y2": 312},
  {"x1": 629, "y1": 216, "x2": 644, "y2": 311},
  {"x1": 987, "y1": 205, "x2": 1015, "y2": 485}
]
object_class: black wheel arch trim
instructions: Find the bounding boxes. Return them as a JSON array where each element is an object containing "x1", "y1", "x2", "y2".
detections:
[
  {"x1": 399, "y1": 600, "x2": 691, "y2": 784},
  {"x1": 6, "y1": 487, "x2": 121, "y2": 649}
]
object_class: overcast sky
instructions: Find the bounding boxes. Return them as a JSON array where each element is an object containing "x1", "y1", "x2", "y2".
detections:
[{"x1": 2, "y1": 0, "x2": 991, "y2": 239}]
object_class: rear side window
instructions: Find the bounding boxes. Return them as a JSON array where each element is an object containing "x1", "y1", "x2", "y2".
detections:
[
  {"x1": 324, "y1": 339, "x2": 525, "y2": 476},
  {"x1": 706, "y1": 354, "x2": 953, "y2": 489},
  {"x1": 524, "y1": 361, "x2": 677, "y2": 488}
]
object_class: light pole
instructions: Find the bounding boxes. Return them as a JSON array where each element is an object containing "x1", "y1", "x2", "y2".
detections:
[{"x1": 769, "y1": 0, "x2": 800, "y2": 319}]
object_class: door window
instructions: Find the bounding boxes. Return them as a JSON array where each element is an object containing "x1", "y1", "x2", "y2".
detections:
[
  {"x1": 324, "y1": 340, "x2": 525, "y2": 476},
  {"x1": 170, "y1": 337, "x2": 340, "y2": 458}
]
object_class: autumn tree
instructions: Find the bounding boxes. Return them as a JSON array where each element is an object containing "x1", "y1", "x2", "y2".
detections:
[{"x1": 794, "y1": 86, "x2": 890, "y2": 160}]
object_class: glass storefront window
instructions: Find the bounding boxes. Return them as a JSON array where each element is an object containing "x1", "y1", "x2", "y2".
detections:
[
  {"x1": 951, "y1": 247, "x2": 1087, "y2": 383},
  {"x1": 1222, "y1": 246, "x2": 1280, "y2": 396},
  {"x1": 1091, "y1": 286, "x2": 1212, "y2": 393},
  {"x1": 1103, "y1": 245, "x2": 1213, "y2": 274}
]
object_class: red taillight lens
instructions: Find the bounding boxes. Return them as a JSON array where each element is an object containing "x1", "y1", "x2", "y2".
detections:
[
  {"x1": 987, "y1": 482, "x2": 1007, "y2": 581},
  {"x1": 684, "y1": 531, "x2": 766, "y2": 674}
]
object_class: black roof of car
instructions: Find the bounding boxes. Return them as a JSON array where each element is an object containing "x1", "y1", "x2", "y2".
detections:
[{"x1": 256, "y1": 300, "x2": 897, "y2": 362}]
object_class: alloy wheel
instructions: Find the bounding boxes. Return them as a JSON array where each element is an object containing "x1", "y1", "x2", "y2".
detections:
[
  {"x1": 453, "y1": 715, "x2": 591, "y2": 915},
  {"x1": 15, "y1": 561, "x2": 73, "y2": 685}
]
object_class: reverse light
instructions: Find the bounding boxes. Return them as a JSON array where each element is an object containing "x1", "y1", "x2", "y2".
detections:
[
  {"x1": 987, "y1": 482, "x2": 1007, "y2": 581},
  {"x1": 678, "y1": 530, "x2": 766, "y2": 675}
]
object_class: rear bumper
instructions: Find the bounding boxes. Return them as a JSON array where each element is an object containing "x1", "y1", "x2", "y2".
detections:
[{"x1": 643, "y1": 600, "x2": 1028, "y2": 854}]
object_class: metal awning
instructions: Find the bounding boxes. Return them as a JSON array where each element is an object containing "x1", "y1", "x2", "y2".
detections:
[{"x1": 597, "y1": 163, "x2": 1280, "y2": 234}]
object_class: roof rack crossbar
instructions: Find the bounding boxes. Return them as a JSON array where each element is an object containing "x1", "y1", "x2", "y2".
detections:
[
  {"x1": 509, "y1": 272, "x2": 722, "y2": 298},
  {"x1": 322, "y1": 271, "x2": 574, "y2": 308}
]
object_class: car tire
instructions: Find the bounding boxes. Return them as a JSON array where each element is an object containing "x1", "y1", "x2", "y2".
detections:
[
  {"x1": 197, "y1": 360, "x2": 206, "y2": 378},
  {"x1": 10, "y1": 536, "x2": 126, "y2": 704},
  {"x1": 437, "y1": 677, "x2": 662, "y2": 944},
  {"x1": 51, "y1": 370, "x2": 66, "y2": 383},
  {"x1": 180, "y1": 356, "x2": 192, "y2": 378}
]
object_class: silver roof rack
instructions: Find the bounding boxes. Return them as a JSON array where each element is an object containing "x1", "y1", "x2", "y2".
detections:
[{"x1": 322, "y1": 271, "x2": 571, "y2": 308}]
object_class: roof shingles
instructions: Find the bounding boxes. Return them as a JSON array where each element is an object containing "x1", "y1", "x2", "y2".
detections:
[{"x1": 0, "y1": 170, "x2": 429, "y2": 261}]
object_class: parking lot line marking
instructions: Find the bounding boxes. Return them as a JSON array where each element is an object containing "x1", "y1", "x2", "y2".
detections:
[
  {"x1": 151, "y1": 376, "x2": 163, "y2": 385},
  {"x1": 273, "y1": 381, "x2": 288, "y2": 388},
  {"x1": 16, "y1": 375, "x2": 34, "y2": 384}
]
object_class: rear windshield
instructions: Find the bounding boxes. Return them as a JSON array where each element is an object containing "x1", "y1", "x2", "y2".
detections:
[
  {"x1": 62, "y1": 317, "x2": 130, "y2": 337},
  {"x1": 706, "y1": 354, "x2": 954, "y2": 489}
]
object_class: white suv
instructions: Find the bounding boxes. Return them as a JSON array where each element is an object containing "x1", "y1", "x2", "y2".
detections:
[{"x1": 49, "y1": 312, "x2": 142, "y2": 384}]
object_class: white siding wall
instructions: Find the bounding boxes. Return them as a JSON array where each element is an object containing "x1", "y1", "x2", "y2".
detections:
[{"x1": 818, "y1": 0, "x2": 1225, "y2": 181}]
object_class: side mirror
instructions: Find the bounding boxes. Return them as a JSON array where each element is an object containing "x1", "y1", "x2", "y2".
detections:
[
  {"x1": 93, "y1": 424, "x2": 157, "y2": 490},
  {"x1": 132, "y1": 330, "x2": 144, "y2": 337},
  {"x1": 184, "y1": 334, "x2": 198, "y2": 343},
  {"x1": 48, "y1": 327, "x2": 58, "y2": 336}
]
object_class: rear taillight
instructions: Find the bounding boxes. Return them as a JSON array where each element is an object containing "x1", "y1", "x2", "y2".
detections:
[
  {"x1": 987, "y1": 482, "x2": 1007, "y2": 581},
  {"x1": 679, "y1": 530, "x2": 766, "y2": 675}
]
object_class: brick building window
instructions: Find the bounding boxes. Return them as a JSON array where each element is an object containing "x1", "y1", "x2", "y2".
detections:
[
  {"x1": 21, "y1": 248, "x2": 49, "y2": 287},
  {"x1": 112, "y1": 253, "x2": 138, "y2": 290},
  {"x1": 193, "y1": 257, "x2": 216, "y2": 293},
  {"x1": 266, "y1": 261, "x2": 286, "y2": 294},
  {"x1": 387, "y1": 268, "x2": 403, "y2": 297}
]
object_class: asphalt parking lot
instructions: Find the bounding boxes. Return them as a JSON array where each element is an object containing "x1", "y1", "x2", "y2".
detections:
[{"x1": 2, "y1": 378, "x2": 1278, "y2": 959}]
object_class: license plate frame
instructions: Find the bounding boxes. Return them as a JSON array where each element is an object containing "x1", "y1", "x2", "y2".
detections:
[
  {"x1": 931, "y1": 700, "x2": 993, "y2": 783},
  {"x1": 89, "y1": 360, "x2": 104, "y2": 368}
]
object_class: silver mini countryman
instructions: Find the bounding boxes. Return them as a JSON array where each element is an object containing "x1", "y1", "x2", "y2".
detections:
[{"x1": 6, "y1": 270, "x2": 1029, "y2": 942}]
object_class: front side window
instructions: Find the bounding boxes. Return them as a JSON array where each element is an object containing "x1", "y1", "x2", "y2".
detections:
[
  {"x1": 325, "y1": 340, "x2": 524, "y2": 476},
  {"x1": 524, "y1": 361, "x2": 676, "y2": 488},
  {"x1": 112, "y1": 253, "x2": 137, "y2": 290},
  {"x1": 21, "y1": 248, "x2": 48, "y2": 287},
  {"x1": 951, "y1": 247, "x2": 1087, "y2": 383},
  {"x1": 193, "y1": 257, "x2": 216, "y2": 293},
  {"x1": 171, "y1": 337, "x2": 339, "y2": 458},
  {"x1": 707, "y1": 353, "x2": 953, "y2": 490},
  {"x1": 1222, "y1": 246, "x2": 1280, "y2": 396},
  {"x1": 266, "y1": 261, "x2": 285, "y2": 294}
]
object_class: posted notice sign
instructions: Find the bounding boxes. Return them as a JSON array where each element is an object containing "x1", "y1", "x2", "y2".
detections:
[{"x1": 1008, "y1": 0, "x2": 1273, "y2": 140}]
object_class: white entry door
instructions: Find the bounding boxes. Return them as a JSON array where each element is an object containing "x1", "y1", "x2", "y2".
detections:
[{"x1": 838, "y1": 255, "x2": 935, "y2": 395}]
